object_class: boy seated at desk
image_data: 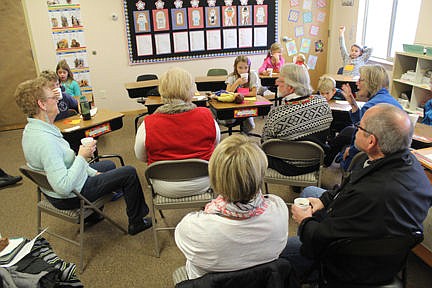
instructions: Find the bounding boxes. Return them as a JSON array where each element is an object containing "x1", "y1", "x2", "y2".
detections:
[{"x1": 317, "y1": 76, "x2": 345, "y2": 101}]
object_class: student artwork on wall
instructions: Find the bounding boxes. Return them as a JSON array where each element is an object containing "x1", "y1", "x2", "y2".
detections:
[
  {"x1": 47, "y1": 0, "x2": 93, "y2": 98},
  {"x1": 124, "y1": 0, "x2": 278, "y2": 64}
]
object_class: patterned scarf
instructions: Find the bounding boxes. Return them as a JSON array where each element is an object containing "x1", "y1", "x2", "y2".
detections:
[
  {"x1": 154, "y1": 99, "x2": 196, "y2": 114},
  {"x1": 204, "y1": 191, "x2": 268, "y2": 219}
]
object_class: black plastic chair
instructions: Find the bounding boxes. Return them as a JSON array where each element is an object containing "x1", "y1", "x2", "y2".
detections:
[
  {"x1": 206, "y1": 68, "x2": 228, "y2": 76},
  {"x1": 127, "y1": 74, "x2": 160, "y2": 133},
  {"x1": 173, "y1": 258, "x2": 292, "y2": 288},
  {"x1": 319, "y1": 233, "x2": 424, "y2": 288}
]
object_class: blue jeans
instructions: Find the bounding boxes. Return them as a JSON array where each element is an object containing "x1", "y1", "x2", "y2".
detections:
[{"x1": 300, "y1": 186, "x2": 326, "y2": 198}]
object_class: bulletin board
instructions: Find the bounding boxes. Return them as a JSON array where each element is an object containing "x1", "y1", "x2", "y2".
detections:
[{"x1": 123, "y1": 0, "x2": 278, "y2": 64}]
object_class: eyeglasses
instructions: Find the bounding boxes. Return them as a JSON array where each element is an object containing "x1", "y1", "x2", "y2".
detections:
[{"x1": 354, "y1": 123, "x2": 374, "y2": 136}]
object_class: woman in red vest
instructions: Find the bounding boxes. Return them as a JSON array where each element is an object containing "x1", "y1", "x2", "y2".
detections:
[{"x1": 134, "y1": 67, "x2": 220, "y2": 198}]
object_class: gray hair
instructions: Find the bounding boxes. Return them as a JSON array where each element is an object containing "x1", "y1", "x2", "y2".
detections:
[
  {"x1": 363, "y1": 103, "x2": 412, "y2": 155},
  {"x1": 359, "y1": 64, "x2": 390, "y2": 97},
  {"x1": 280, "y1": 63, "x2": 313, "y2": 96}
]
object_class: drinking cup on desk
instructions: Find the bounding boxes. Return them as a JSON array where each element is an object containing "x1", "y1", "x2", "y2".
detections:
[
  {"x1": 80, "y1": 137, "x2": 94, "y2": 147},
  {"x1": 240, "y1": 73, "x2": 249, "y2": 81},
  {"x1": 267, "y1": 68, "x2": 273, "y2": 76},
  {"x1": 408, "y1": 113, "x2": 419, "y2": 126},
  {"x1": 294, "y1": 198, "x2": 310, "y2": 210}
]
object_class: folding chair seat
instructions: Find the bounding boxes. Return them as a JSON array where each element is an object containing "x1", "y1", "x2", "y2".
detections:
[
  {"x1": 261, "y1": 139, "x2": 324, "y2": 203},
  {"x1": 19, "y1": 165, "x2": 127, "y2": 272},
  {"x1": 145, "y1": 159, "x2": 214, "y2": 257}
]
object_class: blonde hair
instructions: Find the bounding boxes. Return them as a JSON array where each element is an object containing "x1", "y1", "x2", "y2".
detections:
[
  {"x1": 267, "y1": 42, "x2": 282, "y2": 58},
  {"x1": 317, "y1": 76, "x2": 336, "y2": 93},
  {"x1": 159, "y1": 67, "x2": 194, "y2": 102},
  {"x1": 40, "y1": 70, "x2": 59, "y2": 82},
  {"x1": 209, "y1": 134, "x2": 267, "y2": 203},
  {"x1": 15, "y1": 77, "x2": 50, "y2": 117},
  {"x1": 359, "y1": 64, "x2": 389, "y2": 97}
]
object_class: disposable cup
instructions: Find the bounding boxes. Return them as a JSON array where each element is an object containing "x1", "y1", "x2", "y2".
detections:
[
  {"x1": 267, "y1": 68, "x2": 273, "y2": 76},
  {"x1": 240, "y1": 73, "x2": 248, "y2": 81},
  {"x1": 54, "y1": 87, "x2": 63, "y2": 100},
  {"x1": 294, "y1": 198, "x2": 310, "y2": 210},
  {"x1": 408, "y1": 113, "x2": 419, "y2": 126},
  {"x1": 80, "y1": 137, "x2": 94, "y2": 147}
]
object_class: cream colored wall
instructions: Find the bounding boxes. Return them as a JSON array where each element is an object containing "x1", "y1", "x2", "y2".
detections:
[
  {"x1": 415, "y1": 0, "x2": 432, "y2": 46},
  {"x1": 22, "y1": 0, "x2": 273, "y2": 112}
]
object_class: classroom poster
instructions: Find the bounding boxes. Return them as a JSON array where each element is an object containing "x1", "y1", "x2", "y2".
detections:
[
  {"x1": 47, "y1": 0, "x2": 92, "y2": 99},
  {"x1": 124, "y1": 0, "x2": 278, "y2": 63}
]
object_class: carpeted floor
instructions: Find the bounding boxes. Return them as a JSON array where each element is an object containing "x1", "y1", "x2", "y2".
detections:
[{"x1": 1, "y1": 114, "x2": 431, "y2": 287}]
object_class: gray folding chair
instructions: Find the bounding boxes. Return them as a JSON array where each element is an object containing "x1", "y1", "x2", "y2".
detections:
[
  {"x1": 145, "y1": 159, "x2": 214, "y2": 257},
  {"x1": 19, "y1": 165, "x2": 127, "y2": 272},
  {"x1": 261, "y1": 139, "x2": 324, "y2": 203}
]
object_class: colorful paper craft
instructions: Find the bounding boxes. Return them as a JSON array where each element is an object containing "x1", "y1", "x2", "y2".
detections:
[
  {"x1": 303, "y1": 12, "x2": 312, "y2": 23},
  {"x1": 286, "y1": 39, "x2": 298, "y2": 56},
  {"x1": 288, "y1": 10, "x2": 300, "y2": 22},
  {"x1": 295, "y1": 26, "x2": 304, "y2": 37},
  {"x1": 307, "y1": 54, "x2": 318, "y2": 70},
  {"x1": 310, "y1": 25, "x2": 319, "y2": 36},
  {"x1": 300, "y1": 38, "x2": 311, "y2": 54}
]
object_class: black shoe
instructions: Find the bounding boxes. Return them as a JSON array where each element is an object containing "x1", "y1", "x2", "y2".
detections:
[
  {"x1": 292, "y1": 186, "x2": 302, "y2": 193},
  {"x1": 111, "y1": 191, "x2": 124, "y2": 201},
  {"x1": 84, "y1": 212, "x2": 104, "y2": 228},
  {"x1": 128, "y1": 217, "x2": 152, "y2": 235},
  {"x1": 0, "y1": 169, "x2": 22, "y2": 188}
]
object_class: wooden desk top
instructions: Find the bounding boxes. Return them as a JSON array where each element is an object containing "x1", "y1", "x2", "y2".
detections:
[
  {"x1": 54, "y1": 109, "x2": 124, "y2": 133},
  {"x1": 125, "y1": 79, "x2": 160, "y2": 90},
  {"x1": 209, "y1": 95, "x2": 272, "y2": 110},
  {"x1": 145, "y1": 94, "x2": 208, "y2": 106},
  {"x1": 195, "y1": 75, "x2": 227, "y2": 83},
  {"x1": 412, "y1": 147, "x2": 432, "y2": 170},
  {"x1": 259, "y1": 73, "x2": 280, "y2": 79},
  {"x1": 324, "y1": 74, "x2": 359, "y2": 83},
  {"x1": 413, "y1": 123, "x2": 432, "y2": 144}
]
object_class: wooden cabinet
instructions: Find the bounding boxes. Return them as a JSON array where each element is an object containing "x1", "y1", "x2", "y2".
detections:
[{"x1": 391, "y1": 52, "x2": 432, "y2": 117}]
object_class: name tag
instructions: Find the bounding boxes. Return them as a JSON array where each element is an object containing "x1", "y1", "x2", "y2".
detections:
[
  {"x1": 85, "y1": 123, "x2": 111, "y2": 137},
  {"x1": 234, "y1": 108, "x2": 258, "y2": 118}
]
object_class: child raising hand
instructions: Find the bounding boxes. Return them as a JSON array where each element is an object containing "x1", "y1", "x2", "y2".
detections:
[{"x1": 339, "y1": 26, "x2": 372, "y2": 77}]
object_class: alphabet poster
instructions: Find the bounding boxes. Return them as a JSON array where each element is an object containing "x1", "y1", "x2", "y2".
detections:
[{"x1": 124, "y1": 0, "x2": 278, "y2": 64}]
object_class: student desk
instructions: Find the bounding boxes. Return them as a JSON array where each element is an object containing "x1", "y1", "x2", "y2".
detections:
[
  {"x1": 125, "y1": 79, "x2": 160, "y2": 97},
  {"x1": 328, "y1": 100, "x2": 365, "y2": 136},
  {"x1": 260, "y1": 73, "x2": 280, "y2": 106},
  {"x1": 55, "y1": 109, "x2": 124, "y2": 153},
  {"x1": 324, "y1": 74, "x2": 359, "y2": 93},
  {"x1": 144, "y1": 94, "x2": 208, "y2": 115},
  {"x1": 411, "y1": 147, "x2": 432, "y2": 268},
  {"x1": 413, "y1": 123, "x2": 432, "y2": 147},
  {"x1": 194, "y1": 76, "x2": 226, "y2": 92},
  {"x1": 208, "y1": 95, "x2": 272, "y2": 120}
]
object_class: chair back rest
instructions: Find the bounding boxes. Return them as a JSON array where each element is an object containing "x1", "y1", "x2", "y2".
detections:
[
  {"x1": 136, "y1": 74, "x2": 158, "y2": 82},
  {"x1": 176, "y1": 258, "x2": 291, "y2": 288},
  {"x1": 322, "y1": 233, "x2": 423, "y2": 285},
  {"x1": 262, "y1": 139, "x2": 324, "y2": 165},
  {"x1": 19, "y1": 165, "x2": 54, "y2": 191},
  {"x1": 127, "y1": 74, "x2": 159, "y2": 99},
  {"x1": 145, "y1": 159, "x2": 209, "y2": 183},
  {"x1": 341, "y1": 151, "x2": 367, "y2": 183},
  {"x1": 207, "y1": 68, "x2": 228, "y2": 76}
]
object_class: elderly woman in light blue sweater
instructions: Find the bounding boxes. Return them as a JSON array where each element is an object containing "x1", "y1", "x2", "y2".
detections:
[{"x1": 15, "y1": 77, "x2": 152, "y2": 235}]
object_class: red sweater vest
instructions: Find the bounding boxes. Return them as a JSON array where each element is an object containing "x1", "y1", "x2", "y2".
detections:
[{"x1": 144, "y1": 107, "x2": 216, "y2": 164}]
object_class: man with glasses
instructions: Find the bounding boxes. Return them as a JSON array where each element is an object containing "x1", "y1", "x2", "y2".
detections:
[{"x1": 280, "y1": 103, "x2": 432, "y2": 287}]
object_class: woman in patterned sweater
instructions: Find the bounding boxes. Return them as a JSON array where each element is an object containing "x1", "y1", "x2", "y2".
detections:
[{"x1": 261, "y1": 63, "x2": 333, "y2": 176}]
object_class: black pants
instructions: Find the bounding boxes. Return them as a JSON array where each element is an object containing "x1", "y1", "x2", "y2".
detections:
[{"x1": 45, "y1": 161, "x2": 149, "y2": 225}]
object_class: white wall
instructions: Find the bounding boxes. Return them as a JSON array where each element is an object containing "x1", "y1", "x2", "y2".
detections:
[{"x1": 22, "y1": 0, "x2": 269, "y2": 112}]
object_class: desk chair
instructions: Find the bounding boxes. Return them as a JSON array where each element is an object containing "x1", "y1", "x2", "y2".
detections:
[
  {"x1": 262, "y1": 139, "x2": 324, "y2": 203},
  {"x1": 173, "y1": 258, "x2": 292, "y2": 288},
  {"x1": 126, "y1": 74, "x2": 159, "y2": 133},
  {"x1": 318, "y1": 233, "x2": 423, "y2": 288},
  {"x1": 206, "y1": 68, "x2": 228, "y2": 76},
  {"x1": 145, "y1": 159, "x2": 214, "y2": 257},
  {"x1": 19, "y1": 165, "x2": 127, "y2": 272},
  {"x1": 341, "y1": 151, "x2": 366, "y2": 183}
]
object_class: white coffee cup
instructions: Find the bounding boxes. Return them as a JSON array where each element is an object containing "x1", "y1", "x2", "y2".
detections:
[
  {"x1": 267, "y1": 68, "x2": 273, "y2": 76},
  {"x1": 294, "y1": 198, "x2": 310, "y2": 210},
  {"x1": 80, "y1": 137, "x2": 94, "y2": 147},
  {"x1": 54, "y1": 87, "x2": 63, "y2": 100},
  {"x1": 408, "y1": 113, "x2": 419, "y2": 126},
  {"x1": 240, "y1": 73, "x2": 248, "y2": 81}
]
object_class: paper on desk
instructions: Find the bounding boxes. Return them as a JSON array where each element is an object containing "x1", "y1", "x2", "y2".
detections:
[
  {"x1": 1, "y1": 228, "x2": 47, "y2": 268},
  {"x1": 90, "y1": 107, "x2": 98, "y2": 117},
  {"x1": 244, "y1": 97, "x2": 257, "y2": 101},
  {"x1": 193, "y1": 96, "x2": 207, "y2": 101},
  {"x1": 63, "y1": 119, "x2": 81, "y2": 125}
]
